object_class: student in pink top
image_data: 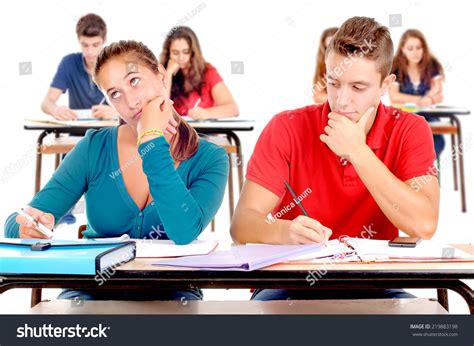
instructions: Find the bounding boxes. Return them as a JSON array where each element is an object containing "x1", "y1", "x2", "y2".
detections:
[{"x1": 160, "y1": 26, "x2": 239, "y2": 120}]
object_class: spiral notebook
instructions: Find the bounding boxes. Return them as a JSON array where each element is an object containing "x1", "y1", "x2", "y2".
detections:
[{"x1": 289, "y1": 237, "x2": 474, "y2": 263}]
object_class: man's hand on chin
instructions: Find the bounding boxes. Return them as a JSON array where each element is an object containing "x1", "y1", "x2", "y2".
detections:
[{"x1": 320, "y1": 106, "x2": 375, "y2": 162}]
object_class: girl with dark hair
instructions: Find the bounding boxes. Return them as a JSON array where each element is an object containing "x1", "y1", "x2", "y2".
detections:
[
  {"x1": 389, "y1": 29, "x2": 445, "y2": 156},
  {"x1": 312, "y1": 27, "x2": 338, "y2": 104},
  {"x1": 160, "y1": 26, "x2": 239, "y2": 120}
]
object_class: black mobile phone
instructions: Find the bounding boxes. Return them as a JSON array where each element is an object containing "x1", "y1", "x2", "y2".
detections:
[{"x1": 388, "y1": 236, "x2": 422, "y2": 248}]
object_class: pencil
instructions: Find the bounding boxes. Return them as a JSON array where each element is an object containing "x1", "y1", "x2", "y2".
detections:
[
  {"x1": 192, "y1": 97, "x2": 201, "y2": 109},
  {"x1": 284, "y1": 180, "x2": 309, "y2": 216}
]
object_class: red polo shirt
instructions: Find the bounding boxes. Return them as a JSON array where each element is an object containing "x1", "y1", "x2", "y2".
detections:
[
  {"x1": 173, "y1": 64, "x2": 223, "y2": 116},
  {"x1": 246, "y1": 102, "x2": 436, "y2": 240}
]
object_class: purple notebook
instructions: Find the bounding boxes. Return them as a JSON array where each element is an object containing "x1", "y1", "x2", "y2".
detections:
[{"x1": 153, "y1": 243, "x2": 324, "y2": 271}]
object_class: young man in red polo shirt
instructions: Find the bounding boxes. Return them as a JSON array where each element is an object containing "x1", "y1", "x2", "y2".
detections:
[{"x1": 230, "y1": 17, "x2": 439, "y2": 300}]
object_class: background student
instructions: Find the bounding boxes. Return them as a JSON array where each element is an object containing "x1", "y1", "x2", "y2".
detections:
[
  {"x1": 389, "y1": 29, "x2": 445, "y2": 157},
  {"x1": 6, "y1": 40, "x2": 229, "y2": 301},
  {"x1": 160, "y1": 26, "x2": 239, "y2": 120},
  {"x1": 40, "y1": 13, "x2": 117, "y2": 120},
  {"x1": 312, "y1": 27, "x2": 338, "y2": 104}
]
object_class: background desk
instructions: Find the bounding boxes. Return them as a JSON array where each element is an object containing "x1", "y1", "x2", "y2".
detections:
[
  {"x1": 24, "y1": 119, "x2": 254, "y2": 193},
  {"x1": 416, "y1": 106, "x2": 470, "y2": 212}
]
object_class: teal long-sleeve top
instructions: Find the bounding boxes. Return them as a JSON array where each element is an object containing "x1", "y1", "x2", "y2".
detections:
[{"x1": 4, "y1": 126, "x2": 229, "y2": 244}]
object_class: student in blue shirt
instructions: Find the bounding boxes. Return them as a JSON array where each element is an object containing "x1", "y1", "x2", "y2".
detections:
[
  {"x1": 40, "y1": 13, "x2": 117, "y2": 120},
  {"x1": 5, "y1": 40, "x2": 229, "y2": 301},
  {"x1": 40, "y1": 13, "x2": 118, "y2": 225},
  {"x1": 389, "y1": 29, "x2": 445, "y2": 157}
]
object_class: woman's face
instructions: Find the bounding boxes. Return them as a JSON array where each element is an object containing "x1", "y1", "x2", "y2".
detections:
[
  {"x1": 96, "y1": 57, "x2": 167, "y2": 126},
  {"x1": 402, "y1": 37, "x2": 424, "y2": 65},
  {"x1": 169, "y1": 38, "x2": 192, "y2": 69}
]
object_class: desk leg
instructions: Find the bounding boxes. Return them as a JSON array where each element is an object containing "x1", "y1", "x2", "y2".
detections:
[
  {"x1": 227, "y1": 131, "x2": 244, "y2": 192},
  {"x1": 54, "y1": 132, "x2": 61, "y2": 169},
  {"x1": 452, "y1": 116, "x2": 467, "y2": 212},
  {"x1": 33, "y1": 131, "x2": 49, "y2": 307},
  {"x1": 445, "y1": 280, "x2": 474, "y2": 314},
  {"x1": 227, "y1": 152, "x2": 235, "y2": 220},
  {"x1": 31, "y1": 288, "x2": 42, "y2": 307},
  {"x1": 437, "y1": 288, "x2": 449, "y2": 311},
  {"x1": 450, "y1": 118, "x2": 458, "y2": 191},
  {"x1": 34, "y1": 131, "x2": 48, "y2": 194}
]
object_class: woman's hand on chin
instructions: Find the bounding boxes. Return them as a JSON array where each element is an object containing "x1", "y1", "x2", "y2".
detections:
[{"x1": 137, "y1": 96, "x2": 178, "y2": 143}]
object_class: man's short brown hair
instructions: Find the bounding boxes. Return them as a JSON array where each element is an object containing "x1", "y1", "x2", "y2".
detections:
[
  {"x1": 326, "y1": 16, "x2": 393, "y2": 81},
  {"x1": 76, "y1": 13, "x2": 107, "y2": 39}
]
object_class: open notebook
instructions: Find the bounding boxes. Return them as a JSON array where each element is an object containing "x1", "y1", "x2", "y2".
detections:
[
  {"x1": 25, "y1": 117, "x2": 118, "y2": 127},
  {"x1": 289, "y1": 238, "x2": 474, "y2": 263},
  {"x1": 134, "y1": 238, "x2": 219, "y2": 258},
  {"x1": 345, "y1": 238, "x2": 474, "y2": 262},
  {"x1": 153, "y1": 243, "x2": 325, "y2": 271},
  {"x1": 151, "y1": 238, "x2": 473, "y2": 271}
]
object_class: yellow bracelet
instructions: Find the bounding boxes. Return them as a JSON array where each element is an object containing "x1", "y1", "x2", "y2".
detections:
[{"x1": 137, "y1": 129, "x2": 164, "y2": 146}]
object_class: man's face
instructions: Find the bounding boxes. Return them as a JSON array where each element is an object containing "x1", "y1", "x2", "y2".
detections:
[
  {"x1": 325, "y1": 51, "x2": 394, "y2": 124},
  {"x1": 79, "y1": 35, "x2": 106, "y2": 66}
]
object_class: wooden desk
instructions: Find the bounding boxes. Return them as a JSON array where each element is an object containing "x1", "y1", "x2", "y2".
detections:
[
  {"x1": 26, "y1": 298, "x2": 447, "y2": 315},
  {"x1": 398, "y1": 105, "x2": 471, "y2": 212},
  {"x1": 1, "y1": 244, "x2": 472, "y2": 313},
  {"x1": 23, "y1": 118, "x2": 254, "y2": 193}
]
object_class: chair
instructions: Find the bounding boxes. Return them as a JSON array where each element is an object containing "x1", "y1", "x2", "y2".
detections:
[
  {"x1": 429, "y1": 121, "x2": 466, "y2": 212},
  {"x1": 34, "y1": 134, "x2": 82, "y2": 193}
]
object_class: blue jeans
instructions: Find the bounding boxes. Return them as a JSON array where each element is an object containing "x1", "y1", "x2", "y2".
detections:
[
  {"x1": 251, "y1": 288, "x2": 415, "y2": 301},
  {"x1": 424, "y1": 116, "x2": 446, "y2": 158},
  {"x1": 58, "y1": 288, "x2": 203, "y2": 301},
  {"x1": 433, "y1": 135, "x2": 446, "y2": 158}
]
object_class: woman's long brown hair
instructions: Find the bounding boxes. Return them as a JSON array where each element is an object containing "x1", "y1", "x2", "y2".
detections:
[
  {"x1": 392, "y1": 29, "x2": 444, "y2": 88},
  {"x1": 93, "y1": 40, "x2": 199, "y2": 162},
  {"x1": 312, "y1": 27, "x2": 338, "y2": 92},
  {"x1": 159, "y1": 26, "x2": 207, "y2": 104}
]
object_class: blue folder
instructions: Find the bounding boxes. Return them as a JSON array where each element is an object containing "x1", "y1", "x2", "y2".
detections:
[{"x1": 0, "y1": 239, "x2": 136, "y2": 275}]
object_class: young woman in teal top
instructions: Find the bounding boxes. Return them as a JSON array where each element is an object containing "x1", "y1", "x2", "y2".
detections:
[{"x1": 4, "y1": 40, "x2": 228, "y2": 300}]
